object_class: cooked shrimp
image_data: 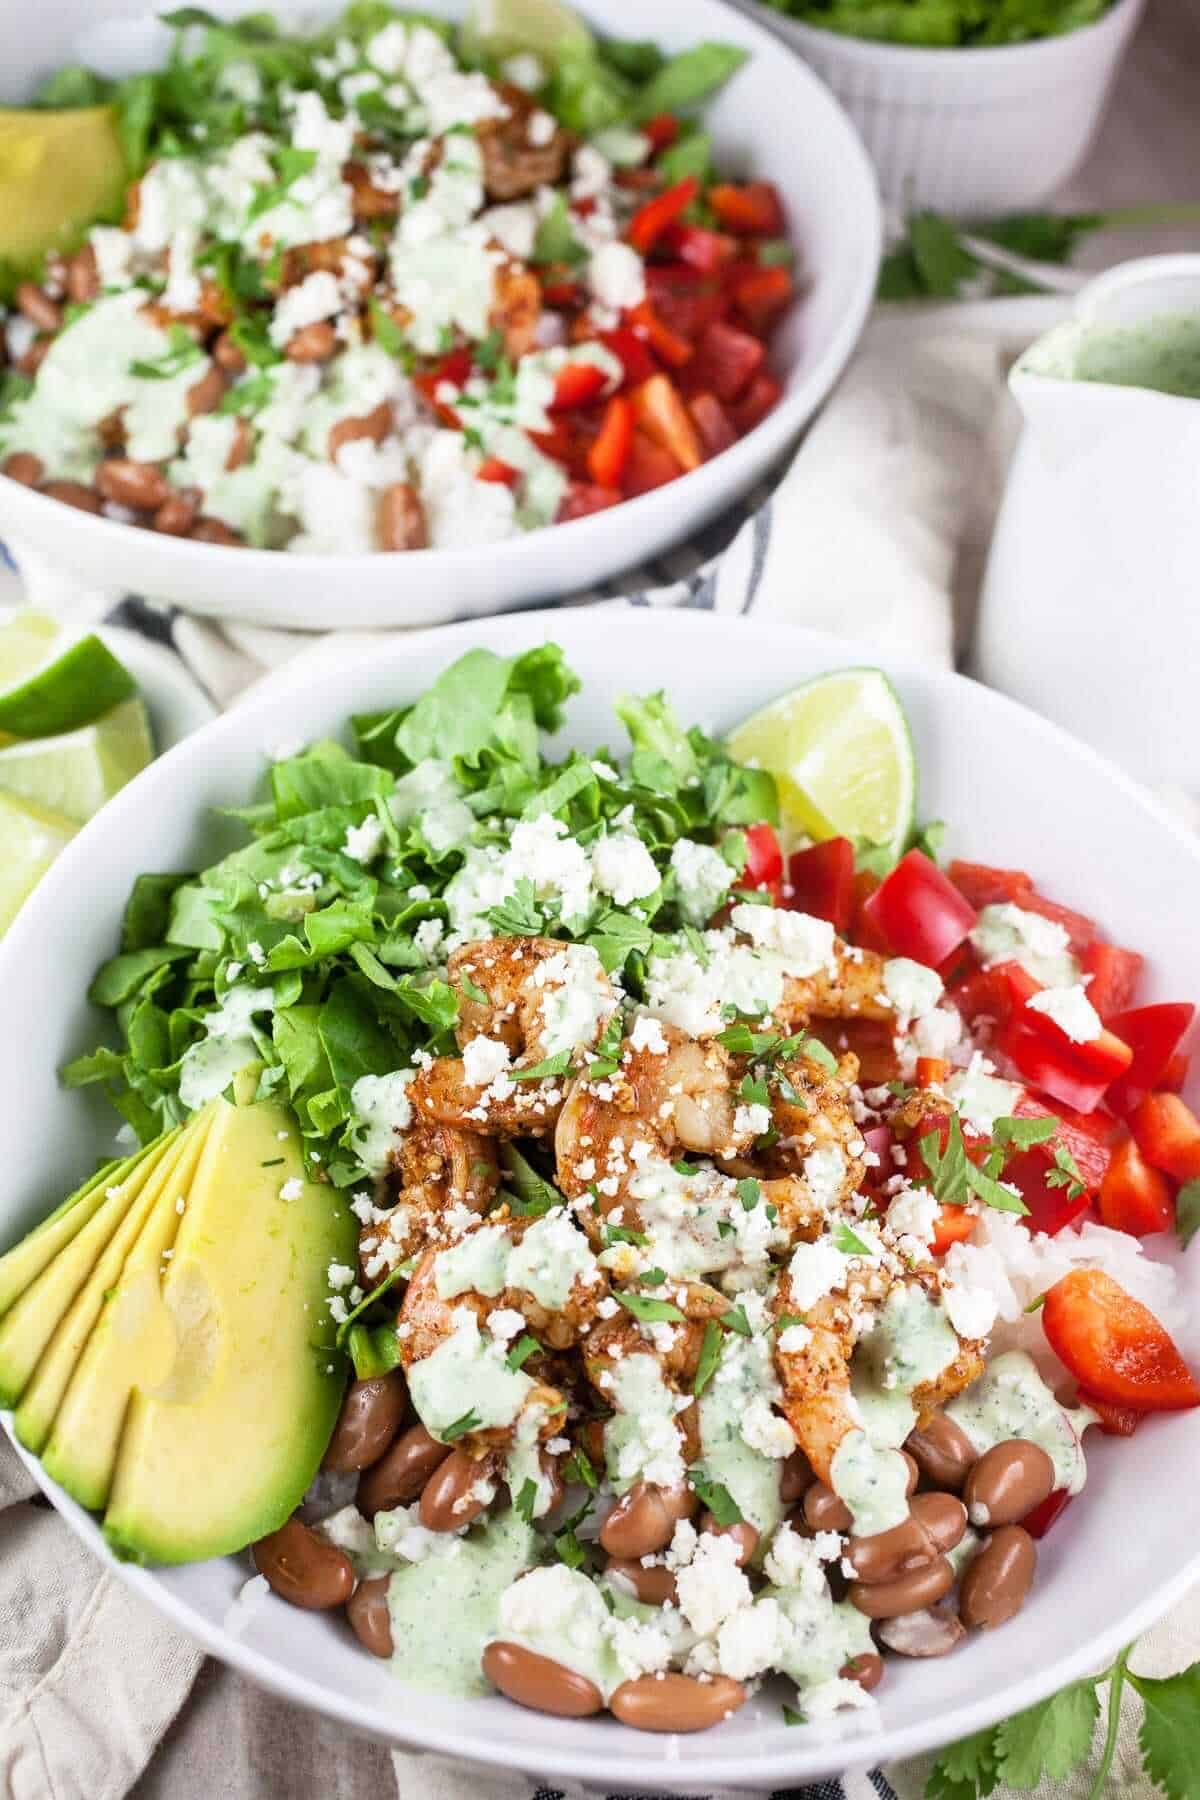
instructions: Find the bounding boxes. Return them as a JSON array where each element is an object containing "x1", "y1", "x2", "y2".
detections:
[
  {"x1": 358, "y1": 1117, "x2": 499, "y2": 1280},
  {"x1": 738, "y1": 1051, "x2": 867, "y2": 1202},
  {"x1": 776, "y1": 941, "x2": 894, "y2": 1029},
  {"x1": 582, "y1": 1309, "x2": 705, "y2": 1465},
  {"x1": 407, "y1": 1053, "x2": 567, "y2": 1139},
  {"x1": 476, "y1": 83, "x2": 572, "y2": 200},
  {"x1": 450, "y1": 935, "x2": 617, "y2": 1063}
]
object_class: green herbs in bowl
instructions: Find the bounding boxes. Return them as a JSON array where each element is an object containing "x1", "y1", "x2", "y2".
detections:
[{"x1": 758, "y1": 0, "x2": 1114, "y2": 48}]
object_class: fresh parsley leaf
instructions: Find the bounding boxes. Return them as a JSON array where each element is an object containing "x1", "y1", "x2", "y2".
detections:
[
  {"x1": 688, "y1": 1469, "x2": 743, "y2": 1525},
  {"x1": 672, "y1": 1157, "x2": 702, "y2": 1177},
  {"x1": 925, "y1": 1724, "x2": 1001, "y2": 1799},
  {"x1": 1044, "y1": 1144, "x2": 1086, "y2": 1199},
  {"x1": 602, "y1": 1223, "x2": 649, "y2": 1248},
  {"x1": 782, "y1": 1703, "x2": 806, "y2": 1726},
  {"x1": 832, "y1": 1220, "x2": 875, "y2": 1257},
  {"x1": 1176, "y1": 1179, "x2": 1200, "y2": 1250},
  {"x1": 1128, "y1": 1662, "x2": 1200, "y2": 1799},
  {"x1": 588, "y1": 1010, "x2": 624, "y2": 1078},
  {"x1": 553, "y1": 1495, "x2": 593, "y2": 1570},
  {"x1": 965, "y1": 1159, "x2": 1030, "y2": 1216},
  {"x1": 736, "y1": 1177, "x2": 761, "y2": 1211},
  {"x1": 992, "y1": 1114, "x2": 1059, "y2": 1149},
  {"x1": 563, "y1": 1445, "x2": 598, "y2": 1489},
  {"x1": 919, "y1": 1115, "x2": 969, "y2": 1206},
  {"x1": 505, "y1": 1333, "x2": 541, "y2": 1372},
  {"x1": 514, "y1": 1477, "x2": 539, "y2": 1523},
  {"x1": 441, "y1": 1409, "x2": 480, "y2": 1442},
  {"x1": 775, "y1": 1312, "x2": 807, "y2": 1334},
  {"x1": 487, "y1": 877, "x2": 551, "y2": 937},
  {"x1": 721, "y1": 1304, "x2": 751, "y2": 1337},
  {"x1": 640, "y1": 1266, "x2": 668, "y2": 1287},
  {"x1": 993, "y1": 1679, "x2": 1100, "y2": 1788},
  {"x1": 500, "y1": 1143, "x2": 562, "y2": 1218},
  {"x1": 615, "y1": 1291, "x2": 685, "y2": 1324},
  {"x1": 532, "y1": 192, "x2": 586, "y2": 267},
  {"x1": 796, "y1": 1034, "x2": 838, "y2": 1074},
  {"x1": 130, "y1": 323, "x2": 203, "y2": 380},
  {"x1": 458, "y1": 972, "x2": 489, "y2": 1005},
  {"x1": 509, "y1": 1048, "x2": 572, "y2": 1082},
  {"x1": 740, "y1": 1072, "x2": 770, "y2": 1108},
  {"x1": 693, "y1": 1319, "x2": 723, "y2": 1396}
]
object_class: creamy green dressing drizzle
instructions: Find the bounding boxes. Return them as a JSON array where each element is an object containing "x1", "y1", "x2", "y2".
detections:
[
  {"x1": 490, "y1": 1563, "x2": 623, "y2": 1697},
  {"x1": 603, "y1": 1353, "x2": 686, "y2": 1494},
  {"x1": 386, "y1": 1510, "x2": 536, "y2": 1697},
  {"x1": 699, "y1": 1332, "x2": 786, "y2": 1543},
  {"x1": 769, "y1": 1581, "x2": 875, "y2": 1689},
  {"x1": 434, "y1": 1209, "x2": 597, "y2": 1313},
  {"x1": 406, "y1": 1309, "x2": 533, "y2": 1441},
  {"x1": 947, "y1": 1349, "x2": 1090, "y2": 1494}
]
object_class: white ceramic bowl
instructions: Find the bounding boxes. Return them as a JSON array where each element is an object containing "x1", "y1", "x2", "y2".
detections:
[
  {"x1": 2, "y1": 610, "x2": 1199, "y2": 1791},
  {"x1": 0, "y1": 0, "x2": 880, "y2": 632},
  {"x1": 727, "y1": 0, "x2": 1144, "y2": 214}
]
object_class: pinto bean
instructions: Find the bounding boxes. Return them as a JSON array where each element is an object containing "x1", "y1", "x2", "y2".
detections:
[
  {"x1": 96, "y1": 459, "x2": 172, "y2": 511},
  {"x1": 701, "y1": 1512, "x2": 758, "y2": 1568},
  {"x1": 906, "y1": 1414, "x2": 977, "y2": 1491},
  {"x1": 285, "y1": 320, "x2": 338, "y2": 363},
  {"x1": 610, "y1": 1673, "x2": 747, "y2": 1734},
  {"x1": 42, "y1": 480, "x2": 102, "y2": 514},
  {"x1": 154, "y1": 491, "x2": 202, "y2": 536},
  {"x1": 964, "y1": 1441, "x2": 1055, "y2": 1528},
  {"x1": 604, "y1": 1557, "x2": 678, "y2": 1606},
  {"x1": 2, "y1": 452, "x2": 43, "y2": 487},
  {"x1": 482, "y1": 1642, "x2": 604, "y2": 1717},
  {"x1": 910, "y1": 1492, "x2": 968, "y2": 1557},
  {"x1": 959, "y1": 1526, "x2": 1036, "y2": 1630},
  {"x1": 186, "y1": 365, "x2": 228, "y2": 418},
  {"x1": 846, "y1": 1512, "x2": 937, "y2": 1585},
  {"x1": 15, "y1": 283, "x2": 62, "y2": 332},
  {"x1": 322, "y1": 1371, "x2": 408, "y2": 1473},
  {"x1": 358, "y1": 1423, "x2": 450, "y2": 1517},
  {"x1": 848, "y1": 1555, "x2": 955, "y2": 1620},
  {"x1": 346, "y1": 1574, "x2": 394, "y2": 1657},
  {"x1": 600, "y1": 1481, "x2": 696, "y2": 1561},
  {"x1": 876, "y1": 1604, "x2": 966, "y2": 1657},
  {"x1": 841, "y1": 1651, "x2": 885, "y2": 1691},
  {"x1": 803, "y1": 1483, "x2": 853, "y2": 1533},
  {"x1": 780, "y1": 1448, "x2": 815, "y2": 1503},
  {"x1": 376, "y1": 482, "x2": 428, "y2": 551},
  {"x1": 190, "y1": 516, "x2": 244, "y2": 545},
  {"x1": 252, "y1": 1516, "x2": 354, "y2": 1610},
  {"x1": 328, "y1": 400, "x2": 393, "y2": 463},
  {"x1": 418, "y1": 1446, "x2": 494, "y2": 1532}
]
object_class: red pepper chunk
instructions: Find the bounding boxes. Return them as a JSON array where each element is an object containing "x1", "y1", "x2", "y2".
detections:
[
  {"x1": 689, "y1": 320, "x2": 764, "y2": 403},
  {"x1": 1098, "y1": 1136, "x2": 1174, "y2": 1238},
  {"x1": 709, "y1": 181, "x2": 786, "y2": 236},
  {"x1": 740, "y1": 822, "x2": 782, "y2": 889},
  {"x1": 1042, "y1": 1269, "x2": 1200, "y2": 1411},
  {"x1": 947, "y1": 860, "x2": 1033, "y2": 908},
  {"x1": 1080, "y1": 941, "x2": 1143, "y2": 1019},
  {"x1": 930, "y1": 1204, "x2": 975, "y2": 1256},
  {"x1": 1129, "y1": 1091, "x2": 1200, "y2": 1182},
  {"x1": 586, "y1": 395, "x2": 633, "y2": 489},
  {"x1": 642, "y1": 113, "x2": 680, "y2": 151},
  {"x1": 861, "y1": 850, "x2": 978, "y2": 968},
  {"x1": 629, "y1": 299, "x2": 693, "y2": 369},
  {"x1": 1104, "y1": 1003, "x2": 1195, "y2": 1117},
  {"x1": 1077, "y1": 1391, "x2": 1142, "y2": 1437},
  {"x1": 1021, "y1": 1489, "x2": 1071, "y2": 1539},
  {"x1": 630, "y1": 374, "x2": 703, "y2": 472},
  {"x1": 785, "y1": 838, "x2": 855, "y2": 934},
  {"x1": 627, "y1": 177, "x2": 700, "y2": 254},
  {"x1": 662, "y1": 223, "x2": 737, "y2": 273},
  {"x1": 476, "y1": 457, "x2": 519, "y2": 487},
  {"x1": 552, "y1": 361, "x2": 609, "y2": 411},
  {"x1": 733, "y1": 265, "x2": 794, "y2": 334},
  {"x1": 688, "y1": 393, "x2": 737, "y2": 458}
]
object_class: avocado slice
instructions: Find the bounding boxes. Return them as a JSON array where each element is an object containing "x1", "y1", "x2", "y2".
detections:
[
  {"x1": 0, "y1": 1128, "x2": 182, "y2": 1407},
  {"x1": 102, "y1": 1095, "x2": 355, "y2": 1564},
  {"x1": 0, "y1": 107, "x2": 126, "y2": 275},
  {"x1": 39, "y1": 1112, "x2": 216, "y2": 1508},
  {"x1": 0, "y1": 1145, "x2": 144, "y2": 1319}
]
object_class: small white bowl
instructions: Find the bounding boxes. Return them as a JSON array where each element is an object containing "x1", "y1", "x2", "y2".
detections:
[
  {"x1": 729, "y1": 0, "x2": 1144, "y2": 214},
  {"x1": 0, "y1": 0, "x2": 880, "y2": 631},
  {"x1": 2, "y1": 609, "x2": 1199, "y2": 1791}
]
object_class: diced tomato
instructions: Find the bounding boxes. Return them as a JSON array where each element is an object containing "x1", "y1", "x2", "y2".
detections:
[
  {"x1": 785, "y1": 838, "x2": 855, "y2": 934},
  {"x1": 642, "y1": 112, "x2": 679, "y2": 151},
  {"x1": 930, "y1": 1204, "x2": 976, "y2": 1256},
  {"x1": 476, "y1": 457, "x2": 519, "y2": 487},
  {"x1": 1098, "y1": 1135, "x2": 1174, "y2": 1237},
  {"x1": 623, "y1": 430, "x2": 682, "y2": 496},
  {"x1": 1129, "y1": 1091, "x2": 1200, "y2": 1182},
  {"x1": 1077, "y1": 1391, "x2": 1141, "y2": 1436},
  {"x1": 729, "y1": 370, "x2": 783, "y2": 433},
  {"x1": 627, "y1": 177, "x2": 700, "y2": 254},
  {"x1": 947, "y1": 861, "x2": 1033, "y2": 908},
  {"x1": 596, "y1": 326, "x2": 659, "y2": 388},
  {"x1": 1017, "y1": 891, "x2": 1100, "y2": 952},
  {"x1": 586, "y1": 394, "x2": 633, "y2": 489},
  {"x1": 1104, "y1": 1004, "x2": 1196, "y2": 1117},
  {"x1": 1042, "y1": 1268, "x2": 1200, "y2": 1411},
  {"x1": 732, "y1": 265, "x2": 794, "y2": 334},
  {"x1": 687, "y1": 319, "x2": 765, "y2": 404},
  {"x1": 1162, "y1": 1051, "x2": 1191, "y2": 1093},
  {"x1": 688, "y1": 392, "x2": 737, "y2": 458},
  {"x1": 630, "y1": 373, "x2": 703, "y2": 472},
  {"x1": 629, "y1": 298, "x2": 693, "y2": 369},
  {"x1": 1081, "y1": 941, "x2": 1143, "y2": 1020},
  {"x1": 861, "y1": 850, "x2": 978, "y2": 969},
  {"x1": 662, "y1": 223, "x2": 737, "y2": 273},
  {"x1": 738, "y1": 822, "x2": 783, "y2": 889},
  {"x1": 557, "y1": 482, "x2": 621, "y2": 521},
  {"x1": 553, "y1": 361, "x2": 609, "y2": 410},
  {"x1": 948, "y1": 962, "x2": 1013, "y2": 1028},
  {"x1": 709, "y1": 181, "x2": 786, "y2": 236},
  {"x1": 1021, "y1": 1489, "x2": 1071, "y2": 1539}
]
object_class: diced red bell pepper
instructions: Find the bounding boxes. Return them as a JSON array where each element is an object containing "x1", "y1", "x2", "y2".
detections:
[
  {"x1": 738, "y1": 822, "x2": 783, "y2": 889},
  {"x1": 917, "y1": 1056, "x2": 952, "y2": 1088},
  {"x1": 644, "y1": 266, "x2": 726, "y2": 341},
  {"x1": 1129, "y1": 1091, "x2": 1200, "y2": 1182},
  {"x1": 642, "y1": 113, "x2": 679, "y2": 151},
  {"x1": 850, "y1": 870, "x2": 891, "y2": 956},
  {"x1": 709, "y1": 181, "x2": 786, "y2": 236},
  {"x1": 1004, "y1": 1145, "x2": 1092, "y2": 1235},
  {"x1": 947, "y1": 861, "x2": 1033, "y2": 908},
  {"x1": 1042, "y1": 1268, "x2": 1200, "y2": 1411},
  {"x1": 623, "y1": 430, "x2": 682, "y2": 496},
  {"x1": 1013, "y1": 1093, "x2": 1115, "y2": 1196},
  {"x1": 476, "y1": 457, "x2": 519, "y2": 487},
  {"x1": 630, "y1": 373, "x2": 703, "y2": 472},
  {"x1": 1098, "y1": 1135, "x2": 1174, "y2": 1237},
  {"x1": 688, "y1": 319, "x2": 765, "y2": 403},
  {"x1": 629, "y1": 298, "x2": 693, "y2": 369},
  {"x1": 662, "y1": 223, "x2": 737, "y2": 273},
  {"x1": 1104, "y1": 1004, "x2": 1196, "y2": 1117},
  {"x1": 558, "y1": 481, "x2": 622, "y2": 521},
  {"x1": 414, "y1": 346, "x2": 473, "y2": 426},
  {"x1": 688, "y1": 392, "x2": 737, "y2": 458},
  {"x1": 1078, "y1": 1391, "x2": 1141, "y2": 1436},
  {"x1": 1017, "y1": 891, "x2": 1100, "y2": 952},
  {"x1": 785, "y1": 837, "x2": 855, "y2": 934},
  {"x1": 1001, "y1": 1019, "x2": 1118, "y2": 1115},
  {"x1": 628, "y1": 176, "x2": 700, "y2": 254},
  {"x1": 861, "y1": 850, "x2": 978, "y2": 969},
  {"x1": 542, "y1": 278, "x2": 585, "y2": 309},
  {"x1": 729, "y1": 370, "x2": 783, "y2": 434},
  {"x1": 586, "y1": 394, "x2": 634, "y2": 489},
  {"x1": 552, "y1": 361, "x2": 609, "y2": 410},
  {"x1": 1080, "y1": 941, "x2": 1143, "y2": 1020},
  {"x1": 930, "y1": 1203, "x2": 976, "y2": 1256},
  {"x1": 732, "y1": 265, "x2": 795, "y2": 334},
  {"x1": 1162, "y1": 1051, "x2": 1191, "y2": 1093},
  {"x1": 1021, "y1": 1489, "x2": 1071, "y2": 1539},
  {"x1": 596, "y1": 327, "x2": 659, "y2": 388}
]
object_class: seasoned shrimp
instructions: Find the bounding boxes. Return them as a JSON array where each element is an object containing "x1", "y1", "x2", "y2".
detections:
[
  {"x1": 737, "y1": 1051, "x2": 867, "y2": 1203},
  {"x1": 776, "y1": 941, "x2": 894, "y2": 1029},
  {"x1": 476, "y1": 83, "x2": 572, "y2": 199},
  {"x1": 407, "y1": 1053, "x2": 566, "y2": 1139},
  {"x1": 358, "y1": 1117, "x2": 499, "y2": 1280},
  {"x1": 582, "y1": 1309, "x2": 705, "y2": 1466}
]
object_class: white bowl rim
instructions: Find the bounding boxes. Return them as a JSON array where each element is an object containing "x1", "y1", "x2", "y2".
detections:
[
  {"x1": 0, "y1": 0, "x2": 881, "y2": 588},
  {"x1": 751, "y1": 0, "x2": 1141, "y2": 71},
  {"x1": 4, "y1": 607, "x2": 1199, "y2": 1787}
]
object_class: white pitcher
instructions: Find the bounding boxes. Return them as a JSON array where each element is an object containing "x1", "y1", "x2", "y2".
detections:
[{"x1": 977, "y1": 255, "x2": 1200, "y2": 791}]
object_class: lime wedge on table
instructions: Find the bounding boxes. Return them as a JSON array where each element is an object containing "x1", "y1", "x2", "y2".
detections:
[
  {"x1": 0, "y1": 622, "x2": 137, "y2": 739},
  {"x1": 0, "y1": 697, "x2": 154, "y2": 823},
  {"x1": 725, "y1": 669, "x2": 916, "y2": 859},
  {"x1": 0, "y1": 792, "x2": 77, "y2": 933},
  {"x1": 460, "y1": 0, "x2": 594, "y2": 65}
]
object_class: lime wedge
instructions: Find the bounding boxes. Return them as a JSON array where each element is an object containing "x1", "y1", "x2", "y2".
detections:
[
  {"x1": 726, "y1": 668, "x2": 917, "y2": 858},
  {"x1": 0, "y1": 697, "x2": 154, "y2": 823},
  {"x1": 0, "y1": 106, "x2": 126, "y2": 271},
  {"x1": 0, "y1": 791, "x2": 77, "y2": 934},
  {"x1": 460, "y1": 0, "x2": 594, "y2": 66},
  {"x1": 0, "y1": 624, "x2": 138, "y2": 739}
]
